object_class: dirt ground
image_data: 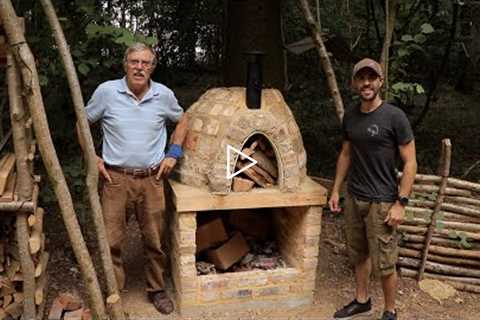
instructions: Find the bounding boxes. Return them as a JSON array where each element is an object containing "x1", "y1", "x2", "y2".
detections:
[{"x1": 44, "y1": 208, "x2": 479, "y2": 320}]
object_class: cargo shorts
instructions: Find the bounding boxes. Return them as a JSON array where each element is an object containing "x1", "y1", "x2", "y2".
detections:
[{"x1": 344, "y1": 192, "x2": 399, "y2": 277}]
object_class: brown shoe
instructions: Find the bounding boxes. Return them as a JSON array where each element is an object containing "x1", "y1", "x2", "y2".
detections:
[{"x1": 148, "y1": 290, "x2": 174, "y2": 315}]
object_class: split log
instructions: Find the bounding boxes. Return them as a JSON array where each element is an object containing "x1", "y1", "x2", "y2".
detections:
[
  {"x1": 401, "y1": 233, "x2": 480, "y2": 249},
  {"x1": 34, "y1": 251, "x2": 48, "y2": 278},
  {"x1": 398, "y1": 225, "x2": 480, "y2": 241},
  {"x1": 236, "y1": 162, "x2": 270, "y2": 188},
  {"x1": 0, "y1": 153, "x2": 15, "y2": 195},
  {"x1": 400, "y1": 267, "x2": 480, "y2": 293},
  {"x1": 39, "y1": 1, "x2": 124, "y2": 317},
  {"x1": 399, "y1": 256, "x2": 480, "y2": 278},
  {"x1": 250, "y1": 163, "x2": 275, "y2": 184},
  {"x1": 232, "y1": 177, "x2": 254, "y2": 192},
  {"x1": 399, "y1": 247, "x2": 480, "y2": 268},
  {"x1": 29, "y1": 207, "x2": 44, "y2": 254},
  {"x1": 34, "y1": 272, "x2": 47, "y2": 306},
  {"x1": 250, "y1": 150, "x2": 277, "y2": 178},
  {"x1": 4, "y1": 302, "x2": 22, "y2": 319},
  {"x1": 0, "y1": 172, "x2": 15, "y2": 202},
  {"x1": 0, "y1": 1, "x2": 107, "y2": 317}
]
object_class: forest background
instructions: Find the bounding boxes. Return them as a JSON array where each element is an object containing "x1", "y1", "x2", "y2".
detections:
[{"x1": 1, "y1": 0, "x2": 478, "y2": 219}]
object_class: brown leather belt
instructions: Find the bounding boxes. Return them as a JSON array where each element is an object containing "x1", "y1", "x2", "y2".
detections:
[{"x1": 105, "y1": 163, "x2": 160, "y2": 178}]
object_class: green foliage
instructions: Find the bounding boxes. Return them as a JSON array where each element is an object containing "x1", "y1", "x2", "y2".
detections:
[{"x1": 448, "y1": 230, "x2": 473, "y2": 249}]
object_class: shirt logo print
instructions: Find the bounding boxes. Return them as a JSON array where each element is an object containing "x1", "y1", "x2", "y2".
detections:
[{"x1": 367, "y1": 124, "x2": 379, "y2": 137}]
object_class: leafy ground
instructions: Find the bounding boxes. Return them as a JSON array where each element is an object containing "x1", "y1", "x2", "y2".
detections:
[{"x1": 44, "y1": 210, "x2": 479, "y2": 320}]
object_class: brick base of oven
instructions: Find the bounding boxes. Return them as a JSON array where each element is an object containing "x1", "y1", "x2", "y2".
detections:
[{"x1": 166, "y1": 178, "x2": 326, "y2": 316}]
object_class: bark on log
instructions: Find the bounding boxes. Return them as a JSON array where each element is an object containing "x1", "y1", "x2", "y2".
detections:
[
  {"x1": 406, "y1": 205, "x2": 480, "y2": 223},
  {"x1": 444, "y1": 196, "x2": 480, "y2": 207},
  {"x1": 38, "y1": 0, "x2": 124, "y2": 318},
  {"x1": 398, "y1": 225, "x2": 480, "y2": 240},
  {"x1": 409, "y1": 199, "x2": 480, "y2": 218},
  {"x1": 401, "y1": 242, "x2": 480, "y2": 260},
  {"x1": 298, "y1": 0, "x2": 344, "y2": 122},
  {"x1": 399, "y1": 247, "x2": 480, "y2": 268},
  {"x1": 0, "y1": 1, "x2": 107, "y2": 318},
  {"x1": 400, "y1": 172, "x2": 480, "y2": 193},
  {"x1": 0, "y1": 201, "x2": 34, "y2": 212},
  {"x1": 404, "y1": 216, "x2": 480, "y2": 233},
  {"x1": 399, "y1": 256, "x2": 480, "y2": 278},
  {"x1": 412, "y1": 184, "x2": 471, "y2": 197},
  {"x1": 401, "y1": 233, "x2": 480, "y2": 249},
  {"x1": 6, "y1": 50, "x2": 36, "y2": 319},
  {"x1": 400, "y1": 267, "x2": 480, "y2": 292}
]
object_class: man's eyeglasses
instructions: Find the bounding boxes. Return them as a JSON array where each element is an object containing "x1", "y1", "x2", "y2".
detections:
[{"x1": 127, "y1": 59, "x2": 154, "y2": 68}]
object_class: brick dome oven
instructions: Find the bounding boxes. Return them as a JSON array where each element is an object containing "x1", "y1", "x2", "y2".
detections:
[{"x1": 176, "y1": 87, "x2": 307, "y2": 193}]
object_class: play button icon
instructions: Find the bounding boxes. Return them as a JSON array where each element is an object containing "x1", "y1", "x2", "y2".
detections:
[{"x1": 226, "y1": 145, "x2": 257, "y2": 179}]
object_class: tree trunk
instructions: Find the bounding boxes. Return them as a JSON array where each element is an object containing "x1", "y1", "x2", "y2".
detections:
[
  {"x1": 38, "y1": 1, "x2": 124, "y2": 318},
  {"x1": 7, "y1": 51, "x2": 36, "y2": 320},
  {"x1": 298, "y1": 0, "x2": 344, "y2": 122},
  {"x1": 380, "y1": 0, "x2": 397, "y2": 100},
  {"x1": 224, "y1": 0, "x2": 287, "y2": 90},
  {"x1": 0, "y1": 1, "x2": 107, "y2": 318}
]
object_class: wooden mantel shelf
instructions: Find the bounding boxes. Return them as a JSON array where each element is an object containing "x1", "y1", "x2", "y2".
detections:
[{"x1": 168, "y1": 177, "x2": 327, "y2": 212}]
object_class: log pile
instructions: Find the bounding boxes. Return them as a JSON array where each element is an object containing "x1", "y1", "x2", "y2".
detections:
[
  {"x1": 0, "y1": 154, "x2": 48, "y2": 319},
  {"x1": 232, "y1": 136, "x2": 278, "y2": 192},
  {"x1": 397, "y1": 140, "x2": 480, "y2": 293},
  {"x1": 195, "y1": 210, "x2": 286, "y2": 274}
]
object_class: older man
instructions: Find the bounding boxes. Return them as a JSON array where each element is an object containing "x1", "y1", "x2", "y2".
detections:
[
  {"x1": 329, "y1": 58, "x2": 417, "y2": 320},
  {"x1": 78, "y1": 42, "x2": 188, "y2": 314}
]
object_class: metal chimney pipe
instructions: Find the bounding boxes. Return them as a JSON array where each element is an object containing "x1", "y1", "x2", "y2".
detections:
[{"x1": 244, "y1": 51, "x2": 265, "y2": 109}]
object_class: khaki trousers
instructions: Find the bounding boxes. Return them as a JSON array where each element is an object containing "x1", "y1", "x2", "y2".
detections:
[{"x1": 101, "y1": 169, "x2": 166, "y2": 292}]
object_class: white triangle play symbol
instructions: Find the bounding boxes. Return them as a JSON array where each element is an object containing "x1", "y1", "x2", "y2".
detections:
[{"x1": 226, "y1": 145, "x2": 258, "y2": 179}]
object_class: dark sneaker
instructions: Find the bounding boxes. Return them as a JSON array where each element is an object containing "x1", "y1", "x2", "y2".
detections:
[
  {"x1": 148, "y1": 290, "x2": 174, "y2": 315},
  {"x1": 380, "y1": 310, "x2": 397, "y2": 320},
  {"x1": 333, "y1": 298, "x2": 373, "y2": 319}
]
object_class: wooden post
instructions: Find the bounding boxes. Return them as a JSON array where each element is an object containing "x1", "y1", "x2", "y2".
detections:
[
  {"x1": 417, "y1": 139, "x2": 452, "y2": 280},
  {"x1": 38, "y1": 0, "x2": 124, "y2": 318},
  {"x1": 7, "y1": 49, "x2": 36, "y2": 319},
  {"x1": 0, "y1": 1, "x2": 107, "y2": 318}
]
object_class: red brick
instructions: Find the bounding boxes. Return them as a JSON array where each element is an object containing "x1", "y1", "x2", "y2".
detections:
[
  {"x1": 196, "y1": 218, "x2": 228, "y2": 253},
  {"x1": 207, "y1": 232, "x2": 250, "y2": 270}
]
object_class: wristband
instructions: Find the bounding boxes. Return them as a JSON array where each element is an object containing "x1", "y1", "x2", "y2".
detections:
[{"x1": 165, "y1": 144, "x2": 183, "y2": 159}]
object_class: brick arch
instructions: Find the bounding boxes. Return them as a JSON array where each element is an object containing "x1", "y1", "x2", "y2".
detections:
[{"x1": 207, "y1": 111, "x2": 303, "y2": 193}]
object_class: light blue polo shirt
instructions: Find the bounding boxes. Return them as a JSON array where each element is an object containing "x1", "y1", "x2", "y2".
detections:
[{"x1": 85, "y1": 77, "x2": 183, "y2": 168}]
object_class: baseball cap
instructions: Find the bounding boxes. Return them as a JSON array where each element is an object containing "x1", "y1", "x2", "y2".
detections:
[{"x1": 352, "y1": 58, "x2": 383, "y2": 78}]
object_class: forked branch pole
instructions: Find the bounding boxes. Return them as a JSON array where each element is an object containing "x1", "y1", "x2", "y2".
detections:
[{"x1": 38, "y1": 0, "x2": 124, "y2": 318}]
